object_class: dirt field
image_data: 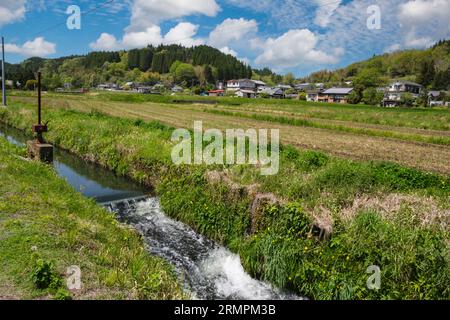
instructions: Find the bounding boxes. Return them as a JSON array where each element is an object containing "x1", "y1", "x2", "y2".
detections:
[{"x1": 11, "y1": 95, "x2": 450, "y2": 174}]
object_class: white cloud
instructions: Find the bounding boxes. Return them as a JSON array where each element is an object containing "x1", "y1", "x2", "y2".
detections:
[
  {"x1": 398, "y1": 0, "x2": 450, "y2": 25},
  {"x1": 90, "y1": 23, "x2": 203, "y2": 50},
  {"x1": 208, "y1": 18, "x2": 258, "y2": 48},
  {"x1": 220, "y1": 46, "x2": 238, "y2": 57},
  {"x1": 255, "y1": 29, "x2": 342, "y2": 68},
  {"x1": 128, "y1": 0, "x2": 220, "y2": 31},
  {"x1": 314, "y1": 0, "x2": 342, "y2": 27},
  {"x1": 0, "y1": 0, "x2": 26, "y2": 27},
  {"x1": 219, "y1": 46, "x2": 249, "y2": 65},
  {"x1": 90, "y1": 33, "x2": 121, "y2": 51},
  {"x1": 384, "y1": 43, "x2": 401, "y2": 53},
  {"x1": 164, "y1": 22, "x2": 204, "y2": 47},
  {"x1": 5, "y1": 37, "x2": 56, "y2": 57},
  {"x1": 398, "y1": 0, "x2": 450, "y2": 48}
]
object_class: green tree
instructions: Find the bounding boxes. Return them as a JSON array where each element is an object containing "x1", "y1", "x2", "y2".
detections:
[
  {"x1": 283, "y1": 73, "x2": 295, "y2": 86},
  {"x1": 417, "y1": 59, "x2": 435, "y2": 87},
  {"x1": 362, "y1": 88, "x2": 384, "y2": 106},
  {"x1": 174, "y1": 63, "x2": 197, "y2": 85},
  {"x1": 400, "y1": 93, "x2": 414, "y2": 107},
  {"x1": 353, "y1": 68, "x2": 382, "y2": 88},
  {"x1": 25, "y1": 79, "x2": 38, "y2": 90}
]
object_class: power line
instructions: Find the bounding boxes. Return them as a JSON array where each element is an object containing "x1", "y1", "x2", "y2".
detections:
[
  {"x1": 25, "y1": 0, "x2": 346, "y2": 47},
  {"x1": 148, "y1": 0, "x2": 346, "y2": 46},
  {"x1": 28, "y1": 0, "x2": 116, "y2": 39}
]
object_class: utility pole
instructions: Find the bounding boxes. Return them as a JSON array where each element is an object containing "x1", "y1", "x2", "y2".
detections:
[{"x1": 1, "y1": 36, "x2": 6, "y2": 106}]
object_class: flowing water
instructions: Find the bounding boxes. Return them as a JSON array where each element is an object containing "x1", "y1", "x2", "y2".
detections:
[{"x1": 0, "y1": 123, "x2": 300, "y2": 300}]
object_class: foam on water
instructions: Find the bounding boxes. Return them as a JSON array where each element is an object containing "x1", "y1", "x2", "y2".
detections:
[{"x1": 106, "y1": 197, "x2": 301, "y2": 300}]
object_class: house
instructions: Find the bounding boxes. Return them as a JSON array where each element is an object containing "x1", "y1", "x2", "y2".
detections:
[
  {"x1": 428, "y1": 91, "x2": 447, "y2": 107},
  {"x1": 97, "y1": 83, "x2": 118, "y2": 91},
  {"x1": 294, "y1": 83, "x2": 312, "y2": 91},
  {"x1": 315, "y1": 83, "x2": 325, "y2": 89},
  {"x1": 226, "y1": 79, "x2": 256, "y2": 92},
  {"x1": 383, "y1": 81, "x2": 422, "y2": 107},
  {"x1": 208, "y1": 90, "x2": 225, "y2": 97},
  {"x1": 171, "y1": 85, "x2": 184, "y2": 93},
  {"x1": 318, "y1": 88, "x2": 353, "y2": 103},
  {"x1": 306, "y1": 89, "x2": 323, "y2": 102},
  {"x1": 276, "y1": 84, "x2": 293, "y2": 92},
  {"x1": 235, "y1": 89, "x2": 256, "y2": 98},
  {"x1": 259, "y1": 87, "x2": 285, "y2": 99},
  {"x1": 252, "y1": 80, "x2": 267, "y2": 89},
  {"x1": 137, "y1": 86, "x2": 152, "y2": 94}
]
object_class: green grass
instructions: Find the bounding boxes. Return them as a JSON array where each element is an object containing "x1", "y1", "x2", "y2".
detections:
[
  {"x1": 203, "y1": 109, "x2": 450, "y2": 146},
  {"x1": 0, "y1": 138, "x2": 183, "y2": 300},
  {"x1": 0, "y1": 102, "x2": 449, "y2": 300}
]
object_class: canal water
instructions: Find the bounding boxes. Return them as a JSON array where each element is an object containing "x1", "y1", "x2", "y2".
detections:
[{"x1": 0, "y1": 123, "x2": 300, "y2": 300}]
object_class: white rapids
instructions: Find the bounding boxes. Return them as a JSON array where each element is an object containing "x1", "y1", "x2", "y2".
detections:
[{"x1": 105, "y1": 197, "x2": 301, "y2": 300}]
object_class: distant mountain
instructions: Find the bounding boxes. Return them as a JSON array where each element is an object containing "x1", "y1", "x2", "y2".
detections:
[{"x1": 301, "y1": 40, "x2": 450, "y2": 90}]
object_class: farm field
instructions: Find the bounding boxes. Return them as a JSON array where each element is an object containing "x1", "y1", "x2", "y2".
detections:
[{"x1": 10, "y1": 93, "x2": 450, "y2": 174}]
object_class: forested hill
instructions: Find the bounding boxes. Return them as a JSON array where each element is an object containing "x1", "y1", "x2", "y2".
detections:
[
  {"x1": 5, "y1": 44, "x2": 253, "y2": 89},
  {"x1": 301, "y1": 40, "x2": 450, "y2": 90}
]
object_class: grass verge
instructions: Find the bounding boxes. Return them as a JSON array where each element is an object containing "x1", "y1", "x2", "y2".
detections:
[
  {"x1": 0, "y1": 138, "x2": 184, "y2": 300},
  {"x1": 0, "y1": 102, "x2": 449, "y2": 300}
]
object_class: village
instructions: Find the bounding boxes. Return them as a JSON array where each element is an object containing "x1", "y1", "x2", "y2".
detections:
[{"x1": 92, "y1": 78, "x2": 449, "y2": 107}]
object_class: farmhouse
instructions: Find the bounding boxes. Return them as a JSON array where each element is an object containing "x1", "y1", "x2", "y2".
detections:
[
  {"x1": 226, "y1": 79, "x2": 256, "y2": 92},
  {"x1": 318, "y1": 88, "x2": 354, "y2": 103},
  {"x1": 252, "y1": 80, "x2": 267, "y2": 89},
  {"x1": 259, "y1": 87, "x2": 285, "y2": 99},
  {"x1": 383, "y1": 81, "x2": 422, "y2": 107},
  {"x1": 208, "y1": 89, "x2": 225, "y2": 97},
  {"x1": 235, "y1": 89, "x2": 256, "y2": 98},
  {"x1": 171, "y1": 85, "x2": 184, "y2": 93},
  {"x1": 295, "y1": 83, "x2": 312, "y2": 91},
  {"x1": 428, "y1": 91, "x2": 447, "y2": 107},
  {"x1": 276, "y1": 84, "x2": 293, "y2": 92},
  {"x1": 306, "y1": 89, "x2": 323, "y2": 102}
]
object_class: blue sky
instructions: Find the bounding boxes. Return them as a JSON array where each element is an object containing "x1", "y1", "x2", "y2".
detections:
[{"x1": 0, "y1": 0, "x2": 449, "y2": 76}]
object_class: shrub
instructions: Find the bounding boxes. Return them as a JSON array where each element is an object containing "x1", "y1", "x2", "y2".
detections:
[{"x1": 31, "y1": 258, "x2": 62, "y2": 290}]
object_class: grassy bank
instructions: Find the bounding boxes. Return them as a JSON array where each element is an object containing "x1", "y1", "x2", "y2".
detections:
[
  {"x1": 0, "y1": 102, "x2": 449, "y2": 300},
  {"x1": 0, "y1": 138, "x2": 183, "y2": 300}
]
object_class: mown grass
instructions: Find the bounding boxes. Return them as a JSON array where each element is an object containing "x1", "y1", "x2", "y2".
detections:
[
  {"x1": 0, "y1": 102, "x2": 449, "y2": 300},
  {"x1": 0, "y1": 138, "x2": 184, "y2": 300}
]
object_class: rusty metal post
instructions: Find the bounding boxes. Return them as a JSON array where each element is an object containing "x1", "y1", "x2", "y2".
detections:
[
  {"x1": 1, "y1": 36, "x2": 5, "y2": 106},
  {"x1": 38, "y1": 72, "x2": 42, "y2": 125},
  {"x1": 28, "y1": 71, "x2": 53, "y2": 163}
]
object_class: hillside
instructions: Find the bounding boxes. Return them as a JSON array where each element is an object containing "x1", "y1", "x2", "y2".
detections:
[
  {"x1": 5, "y1": 45, "x2": 253, "y2": 90},
  {"x1": 301, "y1": 40, "x2": 450, "y2": 90}
]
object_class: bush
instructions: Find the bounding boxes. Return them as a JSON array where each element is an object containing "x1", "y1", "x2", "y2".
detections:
[{"x1": 31, "y1": 258, "x2": 62, "y2": 290}]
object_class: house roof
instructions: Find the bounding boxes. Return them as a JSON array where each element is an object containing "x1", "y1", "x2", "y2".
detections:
[
  {"x1": 428, "y1": 91, "x2": 441, "y2": 97},
  {"x1": 392, "y1": 80, "x2": 422, "y2": 87},
  {"x1": 260, "y1": 87, "x2": 284, "y2": 95},
  {"x1": 323, "y1": 88, "x2": 353, "y2": 94},
  {"x1": 252, "y1": 80, "x2": 266, "y2": 86},
  {"x1": 237, "y1": 89, "x2": 256, "y2": 94}
]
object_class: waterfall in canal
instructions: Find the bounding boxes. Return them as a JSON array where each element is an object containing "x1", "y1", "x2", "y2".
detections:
[{"x1": 104, "y1": 197, "x2": 301, "y2": 300}]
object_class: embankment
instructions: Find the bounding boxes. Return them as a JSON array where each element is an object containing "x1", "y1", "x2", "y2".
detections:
[
  {"x1": 0, "y1": 136, "x2": 183, "y2": 300},
  {"x1": 1, "y1": 102, "x2": 449, "y2": 300}
]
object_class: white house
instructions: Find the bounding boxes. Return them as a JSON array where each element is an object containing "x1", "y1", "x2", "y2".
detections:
[
  {"x1": 235, "y1": 89, "x2": 256, "y2": 98},
  {"x1": 383, "y1": 81, "x2": 422, "y2": 107},
  {"x1": 226, "y1": 79, "x2": 256, "y2": 92}
]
